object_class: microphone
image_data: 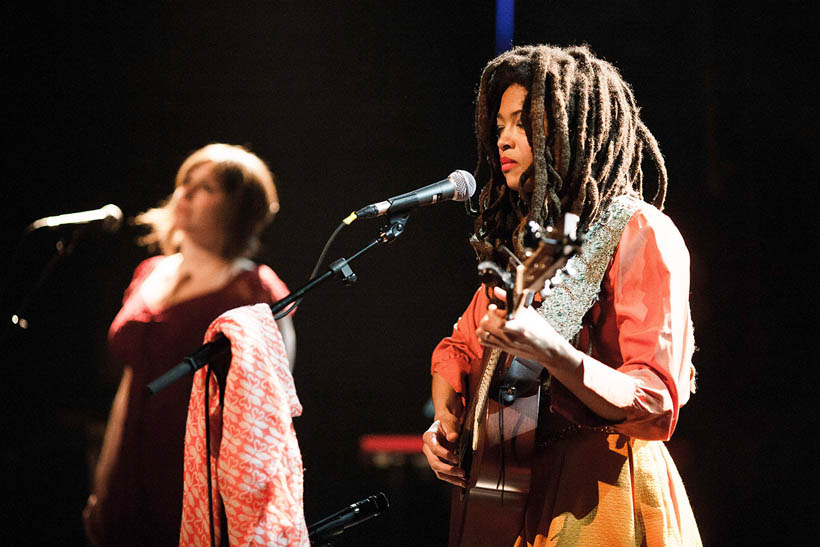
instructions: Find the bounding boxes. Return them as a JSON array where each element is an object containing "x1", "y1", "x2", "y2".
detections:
[
  {"x1": 354, "y1": 170, "x2": 476, "y2": 219},
  {"x1": 308, "y1": 492, "x2": 390, "y2": 543},
  {"x1": 27, "y1": 204, "x2": 124, "y2": 233}
]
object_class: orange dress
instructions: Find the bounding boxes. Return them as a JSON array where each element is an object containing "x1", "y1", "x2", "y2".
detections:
[{"x1": 432, "y1": 206, "x2": 701, "y2": 546}]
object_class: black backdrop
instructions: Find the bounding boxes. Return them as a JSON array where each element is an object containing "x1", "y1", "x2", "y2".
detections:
[{"x1": 2, "y1": 2, "x2": 816, "y2": 545}]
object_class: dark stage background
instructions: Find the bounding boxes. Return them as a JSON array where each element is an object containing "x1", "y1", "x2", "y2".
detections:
[{"x1": 2, "y1": 2, "x2": 816, "y2": 545}]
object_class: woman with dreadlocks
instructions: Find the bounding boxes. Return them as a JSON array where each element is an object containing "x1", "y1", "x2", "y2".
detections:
[{"x1": 422, "y1": 44, "x2": 701, "y2": 545}]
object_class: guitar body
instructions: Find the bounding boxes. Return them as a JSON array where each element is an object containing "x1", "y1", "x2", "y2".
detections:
[{"x1": 448, "y1": 355, "x2": 540, "y2": 547}]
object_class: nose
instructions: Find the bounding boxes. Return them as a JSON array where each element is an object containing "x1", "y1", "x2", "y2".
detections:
[
  {"x1": 497, "y1": 127, "x2": 513, "y2": 150},
  {"x1": 178, "y1": 183, "x2": 195, "y2": 200}
]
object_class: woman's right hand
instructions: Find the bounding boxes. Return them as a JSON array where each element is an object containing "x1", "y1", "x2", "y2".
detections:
[
  {"x1": 422, "y1": 413, "x2": 466, "y2": 488},
  {"x1": 82, "y1": 494, "x2": 101, "y2": 546}
]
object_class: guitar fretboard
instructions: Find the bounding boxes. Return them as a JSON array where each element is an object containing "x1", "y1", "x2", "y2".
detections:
[{"x1": 470, "y1": 347, "x2": 502, "y2": 451}]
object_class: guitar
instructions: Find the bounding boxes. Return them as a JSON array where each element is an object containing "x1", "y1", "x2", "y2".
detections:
[{"x1": 448, "y1": 215, "x2": 581, "y2": 547}]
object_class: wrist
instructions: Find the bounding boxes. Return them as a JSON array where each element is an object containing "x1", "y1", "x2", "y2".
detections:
[
  {"x1": 540, "y1": 340, "x2": 583, "y2": 374},
  {"x1": 434, "y1": 409, "x2": 456, "y2": 421}
]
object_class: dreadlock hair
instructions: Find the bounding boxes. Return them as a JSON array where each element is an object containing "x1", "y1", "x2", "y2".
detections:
[{"x1": 470, "y1": 44, "x2": 668, "y2": 265}]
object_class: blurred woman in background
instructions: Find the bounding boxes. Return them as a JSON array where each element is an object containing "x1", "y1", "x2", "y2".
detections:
[{"x1": 83, "y1": 143, "x2": 295, "y2": 546}]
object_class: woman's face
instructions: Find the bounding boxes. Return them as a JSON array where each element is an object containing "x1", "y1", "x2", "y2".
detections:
[
  {"x1": 172, "y1": 162, "x2": 229, "y2": 250},
  {"x1": 496, "y1": 83, "x2": 533, "y2": 193}
]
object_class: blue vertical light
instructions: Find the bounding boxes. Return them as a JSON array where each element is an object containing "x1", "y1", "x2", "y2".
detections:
[{"x1": 495, "y1": 0, "x2": 515, "y2": 54}]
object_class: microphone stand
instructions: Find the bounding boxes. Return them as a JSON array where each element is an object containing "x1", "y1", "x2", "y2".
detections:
[
  {"x1": 308, "y1": 492, "x2": 390, "y2": 546},
  {"x1": 147, "y1": 213, "x2": 412, "y2": 395},
  {"x1": 1, "y1": 229, "x2": 82, "y2": 345}
]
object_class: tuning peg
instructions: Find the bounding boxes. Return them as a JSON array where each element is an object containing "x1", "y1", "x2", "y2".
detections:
[
  {"x1": 562, "y1": 213, "x2": 580, "y2": 240},
  {"x1": 539, "y1": 285, "x2": 552, "y2": 299},
  {"x1": 478, "y1": 260, "x2": 513, "y2": 290},
  {"x1": 523, "y1": 221, "x2": 544, "y2": 250}
]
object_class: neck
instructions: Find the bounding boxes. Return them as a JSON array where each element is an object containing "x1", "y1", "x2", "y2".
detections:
[{"x1": 178, "y1": 238, "x2": 232, "y2": 271}]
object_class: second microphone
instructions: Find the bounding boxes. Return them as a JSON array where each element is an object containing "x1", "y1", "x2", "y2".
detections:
[{"x1": 354, "y1": 170, "x2": 476, "y2": 220}]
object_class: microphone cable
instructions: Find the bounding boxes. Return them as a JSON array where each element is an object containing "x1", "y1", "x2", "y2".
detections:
[{"x1": 272, "y1": 214, "x2": 354, "y2": 321}]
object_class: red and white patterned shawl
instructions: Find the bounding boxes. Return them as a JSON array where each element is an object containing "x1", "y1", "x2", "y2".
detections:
[{"x1": 179, "y1": 303, "x2": 308, "y2": 546}]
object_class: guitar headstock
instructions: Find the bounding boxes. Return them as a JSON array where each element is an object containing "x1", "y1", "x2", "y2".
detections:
[
  {"x1": 513, "y1": 214, "x2": 582, "y2": 314},
  {"x1": 477, "y1": 214, "x2": 582, "y2": 319}
]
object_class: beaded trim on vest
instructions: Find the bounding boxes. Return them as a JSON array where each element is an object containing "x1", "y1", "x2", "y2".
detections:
[{"x1": 538, "y1": 195, "x2": 643, "y2": 340}]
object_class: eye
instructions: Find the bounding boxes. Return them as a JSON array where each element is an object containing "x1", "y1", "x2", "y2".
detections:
[{"x1": 495, "y1": 125, "x2": 504, "y2": 139}]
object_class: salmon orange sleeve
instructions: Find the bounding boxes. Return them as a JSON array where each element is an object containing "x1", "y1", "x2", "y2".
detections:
[{"x1": 430, "y1": 286, "x2": 490, "y2": 397}]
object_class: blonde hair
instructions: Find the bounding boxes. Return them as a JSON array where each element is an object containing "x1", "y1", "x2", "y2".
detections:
[{"x1": 136, "y1": 143, "x2": 279, "y2": 259}]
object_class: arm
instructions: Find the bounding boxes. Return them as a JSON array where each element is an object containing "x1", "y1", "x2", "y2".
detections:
[
  {"x1": 479, "y1": 303, "x2": 627, "y2": 421},
  {"x1": 422, "y1": 372, "x2": 466, "y2": 487},
  {"x1": 275, "y1": 315, "x2": 296, "y2": 371},
  {"x1": 256, "y1": 264, "x2": 297, "y2": 371},
  {"x1": 432, "y1": 369, "x2": 463, "y2": 421},
  {"x1": 478, "y1": 208, "x2": 695, "y2": 440},
  {"x1": 83, "y1": 366, "x2": 133, "y2": 545},
  {"x1": 421, "y1": 287, "x2": 487, "y2": 486}
]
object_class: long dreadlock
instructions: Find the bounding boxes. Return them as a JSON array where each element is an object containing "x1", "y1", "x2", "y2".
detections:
[{"x1": 470, "y1": 44, "x2": 668, "y2": 265}]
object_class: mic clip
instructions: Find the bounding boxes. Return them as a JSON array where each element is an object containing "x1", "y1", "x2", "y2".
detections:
[
  {"x1": 379, "y1": 213, "x2": 410, "y2": 244},
  {"x1": 326, "y1": 213, "x2": 410, "y2": 288},
  {"x1": 329, "y1": 258, "x2": 358, "y2": 286}
]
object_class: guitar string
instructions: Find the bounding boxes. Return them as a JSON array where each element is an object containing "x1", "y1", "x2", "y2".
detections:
[{"x1": 472, "y1": 347, "x2": 501, "y2": 451}]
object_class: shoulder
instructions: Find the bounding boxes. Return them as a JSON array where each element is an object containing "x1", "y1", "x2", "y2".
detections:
[
  {"x1": 458, "y1": 284, "x2": 491, "y2": 326},
  {"x1": 236, "y1": 261, "x2": 290, "y2": 302},
  {"x1": 615, "y1": 200, "x2": 690, "y2": 278},
  {"x1": 133, "y1": 255, "x2": 165, "y2": 281},
  {"x1": 256, "y1": 263, "x2": 290, "y2": 298},
  {"x1": 630, "y1": 200, "x2": 682, "y2": 235},
  {"x1": 122, "y1": 255, "x2": 164, "y2": 301},
  {"x1": 621, "y1": 200, "x2": 688, "y2": 254}
]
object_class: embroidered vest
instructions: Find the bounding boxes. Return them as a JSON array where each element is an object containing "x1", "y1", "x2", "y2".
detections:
[{"x1": 538, "y1": 195, "x2": 643, "y2": 340}]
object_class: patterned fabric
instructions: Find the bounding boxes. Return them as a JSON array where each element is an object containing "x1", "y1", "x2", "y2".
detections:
[
  {"x1": 538, "y1": 195, "x2": 641, "y2": 340},
  {"x1": 180, "y1": 304, "x2": 308, "y2": 547}
]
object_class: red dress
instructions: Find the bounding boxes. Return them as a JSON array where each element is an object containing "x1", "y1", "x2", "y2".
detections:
[
  {"x1": 432, "y1": 206, "x2": 701, "y2": 546},
  {"x1": 92, "y1": 256, "x2": 289, "y2": 547}
]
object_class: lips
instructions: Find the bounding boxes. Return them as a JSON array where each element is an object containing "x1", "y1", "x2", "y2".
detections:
[{"x1": 500, "y1": 157, "x2": 516, "y2": 172}]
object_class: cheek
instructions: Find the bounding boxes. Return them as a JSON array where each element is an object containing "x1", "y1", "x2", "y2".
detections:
[
  {"x1": 189, "y1": 195, "x2": 228, "y2": 229},
  {"x1": 207, "y1": 197, "x2": 232, "y2": 227},
  {"x1": 200, "y1": 193, "x2": 227, "y2": 213},
  {"x1": 520, "y1": 140, "x2": 534, "y2": 169}
]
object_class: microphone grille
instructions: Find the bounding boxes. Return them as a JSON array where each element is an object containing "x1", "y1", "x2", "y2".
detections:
[
  {"x1": 448, "y1": 170, "x2": 477, "y2": 202},
  {"x1": 102, "y1": 204, "x2": 124, "y2": 232}
]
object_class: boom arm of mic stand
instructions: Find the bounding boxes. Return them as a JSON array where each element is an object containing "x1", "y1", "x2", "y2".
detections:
[
  {"x1": 146, "y1": 213, "x2": 411, "y2": 395},
  {"x1": 308, "y1": 492, "x2": 390, "y2": 545}
]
